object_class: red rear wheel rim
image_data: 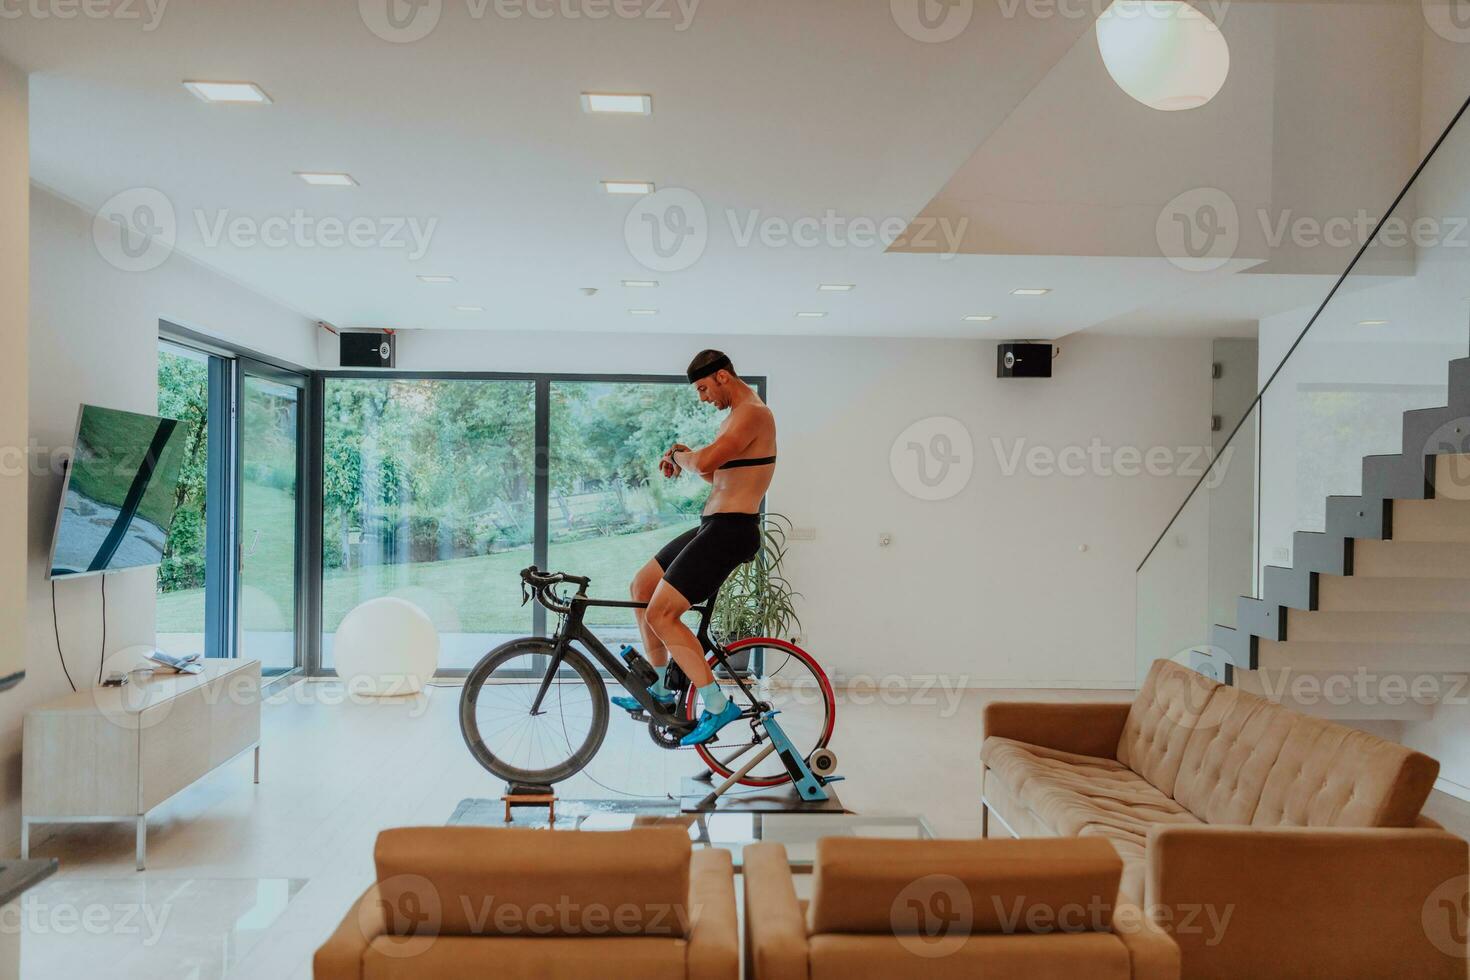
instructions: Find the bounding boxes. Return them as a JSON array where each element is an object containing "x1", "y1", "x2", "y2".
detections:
[{"x1": 686, "y1": 637, "x2": 835, "y2": 787}]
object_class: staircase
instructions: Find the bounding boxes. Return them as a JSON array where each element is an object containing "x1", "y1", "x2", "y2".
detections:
[{"x1": 1212, "y1": 356, "x2": 1470, "y2": 721}]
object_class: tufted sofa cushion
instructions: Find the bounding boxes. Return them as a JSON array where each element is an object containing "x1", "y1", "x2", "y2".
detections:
[
  {"x1": 1250, "y1": 712, "x2": 1439, "y2": 828},
  {"x1": 982, "y1": 737, "x2": 1204, "y2": 899},
  {"x1": 1114, "y1": 660, "x2": 1218, "y2": 798},
  {"x1": 1171, "y1": 684, "x2": 1296, "y2": 824}
]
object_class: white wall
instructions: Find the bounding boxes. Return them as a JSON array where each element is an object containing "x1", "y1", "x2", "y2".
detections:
[
  {"x1": 342, "y1": 327, "x2": 1212, "y2": 688},
  {"x1": 0, "y1": 186, "x2": 316, "y2": 854},
  {"x1": 0, "y1": 57, "x2": 29, "y2": 847}
]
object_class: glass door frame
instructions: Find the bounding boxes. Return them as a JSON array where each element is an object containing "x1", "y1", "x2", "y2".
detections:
[
  {"x1": 307, "y1": 370, "x2": 767, "y2": 679},
  {"x1": 160, "y1": 322, "x2": 315, "y2": 693},
  {"x1": 236, "y1": 357, "x2": 312, "y2": 687}
]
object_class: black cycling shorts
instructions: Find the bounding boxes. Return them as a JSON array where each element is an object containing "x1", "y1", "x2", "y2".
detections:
[{"x1": 653, "y1": 513, "x2": 761, "y2": 604}]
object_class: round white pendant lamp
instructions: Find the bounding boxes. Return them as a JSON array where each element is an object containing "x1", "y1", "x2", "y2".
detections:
[{"x1": 1096, "y1": 1, "x2": 1230, "y2": 112}]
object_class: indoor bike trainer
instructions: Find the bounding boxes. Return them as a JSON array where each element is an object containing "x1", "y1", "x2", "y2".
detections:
[{"x1": 459, "y1": 566, "x2": 843, "y2": 815}]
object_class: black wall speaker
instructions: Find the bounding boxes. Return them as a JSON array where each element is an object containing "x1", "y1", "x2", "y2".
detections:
[
  {"x1": 996, "y1": 342, "x2": 1052, "y2": 379},
  {"x1": 341, "y1": 331, "x2": 395, "y2": 368}
]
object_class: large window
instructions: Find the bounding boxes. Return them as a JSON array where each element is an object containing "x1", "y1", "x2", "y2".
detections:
[
  {"x1": 160, "y1": 357, "x2": 750, "y2": 676},
  {"x1": 321, "y1": 379, "x2": 537, "y2": 669},
  {"x1": 318, "y1": 374, "x2": 742, "y2": 673},
  {"x1": 546, "y1": 381, "x2": 719, "y2": 646}
]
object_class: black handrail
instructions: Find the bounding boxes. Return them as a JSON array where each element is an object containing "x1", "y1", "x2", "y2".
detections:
[{"x1": 1136, "y1": 90, "x2": 1470, "y2": 573}]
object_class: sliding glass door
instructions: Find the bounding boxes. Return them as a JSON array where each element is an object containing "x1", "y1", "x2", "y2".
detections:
[
  {"x1": 238, "y1": 363, "x2": 307, "y2": 677},
  {"x1": 155, "y1": 342, "x2": 219, "y2": 656}
]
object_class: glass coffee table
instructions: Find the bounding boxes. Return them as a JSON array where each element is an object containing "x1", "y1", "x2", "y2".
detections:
[{"x1": 575, "y1": 811, "x2": 935, "y2": 872}]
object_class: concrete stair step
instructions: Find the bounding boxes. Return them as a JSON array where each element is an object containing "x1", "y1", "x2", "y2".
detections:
[
  {"x1": 1263, "y1": 564, "x2": 1315, "y2": 611},
  {"x1": 1317, "y1": 574, "x2": 1470, "y2": 612},
  {"x1": 1284, "y1": 610, "x2": 1470, "y2": 644},
  {"x1": 1256, "y1": 638, "x2": 1470, "y2": 674},
  {"x1": 1450, "y1": 357, "x2": 1470, "y2": 406},
  {"x1": 1392, "y1": 497, "x2": 1470, "y2": 542},
  {"x1": 1431, "y1": 454, "x2": 1470, "y2": 501},
  {"x1": 1362, "y1": 454, "x2": 1432, "y2": 501},
  {"x1": 1233, "y1": 668, "x2": 1440, "y2": 721},
  {"x1": 1352, "y1": 540, "x2": 1470, "y2": 578},
  {"x1": 1293, "y1": 531, "x2": 1351, "y2": 576},
  {"x1": 1325, "y1": 495, "x2": 1389, "y2": 541},
  {"x1": 1402, "y1": 406, "x2": 1464, "y2": 460}
]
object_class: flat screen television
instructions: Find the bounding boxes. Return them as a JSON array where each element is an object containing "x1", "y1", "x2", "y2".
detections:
[{"x1": 47, "y1": 404, "x2": 190, "y2": 579}]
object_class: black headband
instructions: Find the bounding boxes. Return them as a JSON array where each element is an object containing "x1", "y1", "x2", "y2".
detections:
[{"x1": 687, "y1": 354, "x2": 732, "y2": 383}]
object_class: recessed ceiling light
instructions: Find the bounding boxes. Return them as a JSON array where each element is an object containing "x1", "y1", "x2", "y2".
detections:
[
  {"x1": 602, "y1": 180, "x2": 655, "y2": 196},
  {"x1": 963, "y1": 314, "x2": 996, "y2": 322},
  {"x1": 455, "y1": 305, "x2": 485, "y2": 312},
  {"x1": 417, "y1": 275, "x2": 456, "y2": 284},
  {"x1": 295, "y1": 172, "x2": 357, "y2": 186},
  {"x1": 1358, "y1": 319, "x2": 1389, "y2": 326},
  {"x1": 1011, "y1": 288, "x2": 1050, "y2": 296},
  {"x1": 818, "y1": 283, "x2": 855, "y2": 292},
  {"x1": 628, "y1": 308, "x2": 658, "y2": 316},
  {"x1": 183, "y1": 80, "x2": 271, "y2": 104},
  {"x1": 581, "y1": 92, "x2": 653, "y2": 115},
  {"x1": 795, "y1": 312, "x2": 827, "y2": 318},
  {"x1": 621, "y1": 279, "x2": 659, "y2": 288}
]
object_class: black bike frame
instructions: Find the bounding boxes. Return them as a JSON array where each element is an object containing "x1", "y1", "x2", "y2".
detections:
[{"x1": 528, "y1": 589, "x2": 763, "y2": 725}]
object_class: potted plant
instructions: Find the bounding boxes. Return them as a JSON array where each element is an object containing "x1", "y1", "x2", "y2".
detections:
[{"x1": 711, "y1": 513, "x2": 802, "y2": 674}]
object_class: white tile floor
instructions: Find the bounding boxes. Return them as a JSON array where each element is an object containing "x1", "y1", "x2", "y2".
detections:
[{"x1": 15, "y1": 678, "x2": 1469, "y2": 979}]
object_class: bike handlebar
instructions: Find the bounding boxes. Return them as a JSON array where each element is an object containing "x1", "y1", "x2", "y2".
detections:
[{"x1": 520, "y1": 565, "x2": 589, "y2": 614}]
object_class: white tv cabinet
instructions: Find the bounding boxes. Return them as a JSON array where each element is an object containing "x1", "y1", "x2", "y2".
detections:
[{"x1": 20, "y1": 658, "x2": 261, "y2": 870}]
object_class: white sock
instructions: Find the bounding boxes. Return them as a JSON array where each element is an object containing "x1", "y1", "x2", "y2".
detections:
[{"x1": 698, "y1": 681, "x2": 728, "y2": 713}]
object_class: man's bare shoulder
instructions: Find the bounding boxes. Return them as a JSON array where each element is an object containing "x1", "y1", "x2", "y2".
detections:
[{"x1": 730, "y1": 399, "x2": 775, "y2": 429}]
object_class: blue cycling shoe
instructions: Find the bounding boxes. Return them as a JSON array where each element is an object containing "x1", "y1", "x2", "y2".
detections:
[
  {"x1": 612, "y1": 687, "x2": 676, "y2": 713},
  {"x1": 679, "y1": 700, "x2": 743, "y2": 746}
]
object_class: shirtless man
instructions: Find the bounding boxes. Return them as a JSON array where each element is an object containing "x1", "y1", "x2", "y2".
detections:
[{"x1": 609, "y1": 349, "x2": 777, "y2": 746}]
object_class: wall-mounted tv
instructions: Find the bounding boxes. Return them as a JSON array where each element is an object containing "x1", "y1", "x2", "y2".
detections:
[{"x1": 47, "y1": 404, "x2": 190, "y2": 579}]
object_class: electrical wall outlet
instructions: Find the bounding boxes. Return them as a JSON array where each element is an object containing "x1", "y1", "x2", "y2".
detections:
[{"x1": 789, "y1": 526, "x2": 816, "y2": 541}]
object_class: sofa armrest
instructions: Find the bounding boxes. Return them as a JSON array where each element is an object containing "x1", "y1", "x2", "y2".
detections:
[
  {"x1": 1112, "y1": 902, "x2": 1182, "y2": 980},
  {"x1": 686, "y1": 848, "x2": 739, "y2": 980},
  {"x1": 743, "y1": 844, "x2": 809, "y2": 980},
  {"x1": 1147, "y1": 825, "x2": 1469, "y2": 980},
  {"x1": 983, "y1": 701, "x2": 1132, "y2": 759},
  {"x1": 313, "y1": 883, "x2": 384, "y2": 980}
]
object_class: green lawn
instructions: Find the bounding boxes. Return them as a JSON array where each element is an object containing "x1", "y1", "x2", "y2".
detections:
[{"x1": 156, "y1": 498, "x2": 695, "y2": 634}]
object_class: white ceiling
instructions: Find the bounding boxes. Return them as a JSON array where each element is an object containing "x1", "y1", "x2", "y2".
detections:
[{"x1": 1, "y1": 0, "x2": 1459, "y2": 340}]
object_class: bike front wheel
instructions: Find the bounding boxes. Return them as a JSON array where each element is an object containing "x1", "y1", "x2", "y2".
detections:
[{"x1": 459, "y1": 637, "x2": 609, "y2": 785}]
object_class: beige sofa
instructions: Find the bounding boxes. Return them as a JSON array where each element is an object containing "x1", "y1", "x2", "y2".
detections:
[
  {"x1": 981, "y1": 658, "x2": 1469, "y2": 979},
  {"x1": 745, "y1": 836, "x2": 1180, "y2": 979},
  {"x1": 314, "y1": 826, "x2": 738, "y2": 980}
]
